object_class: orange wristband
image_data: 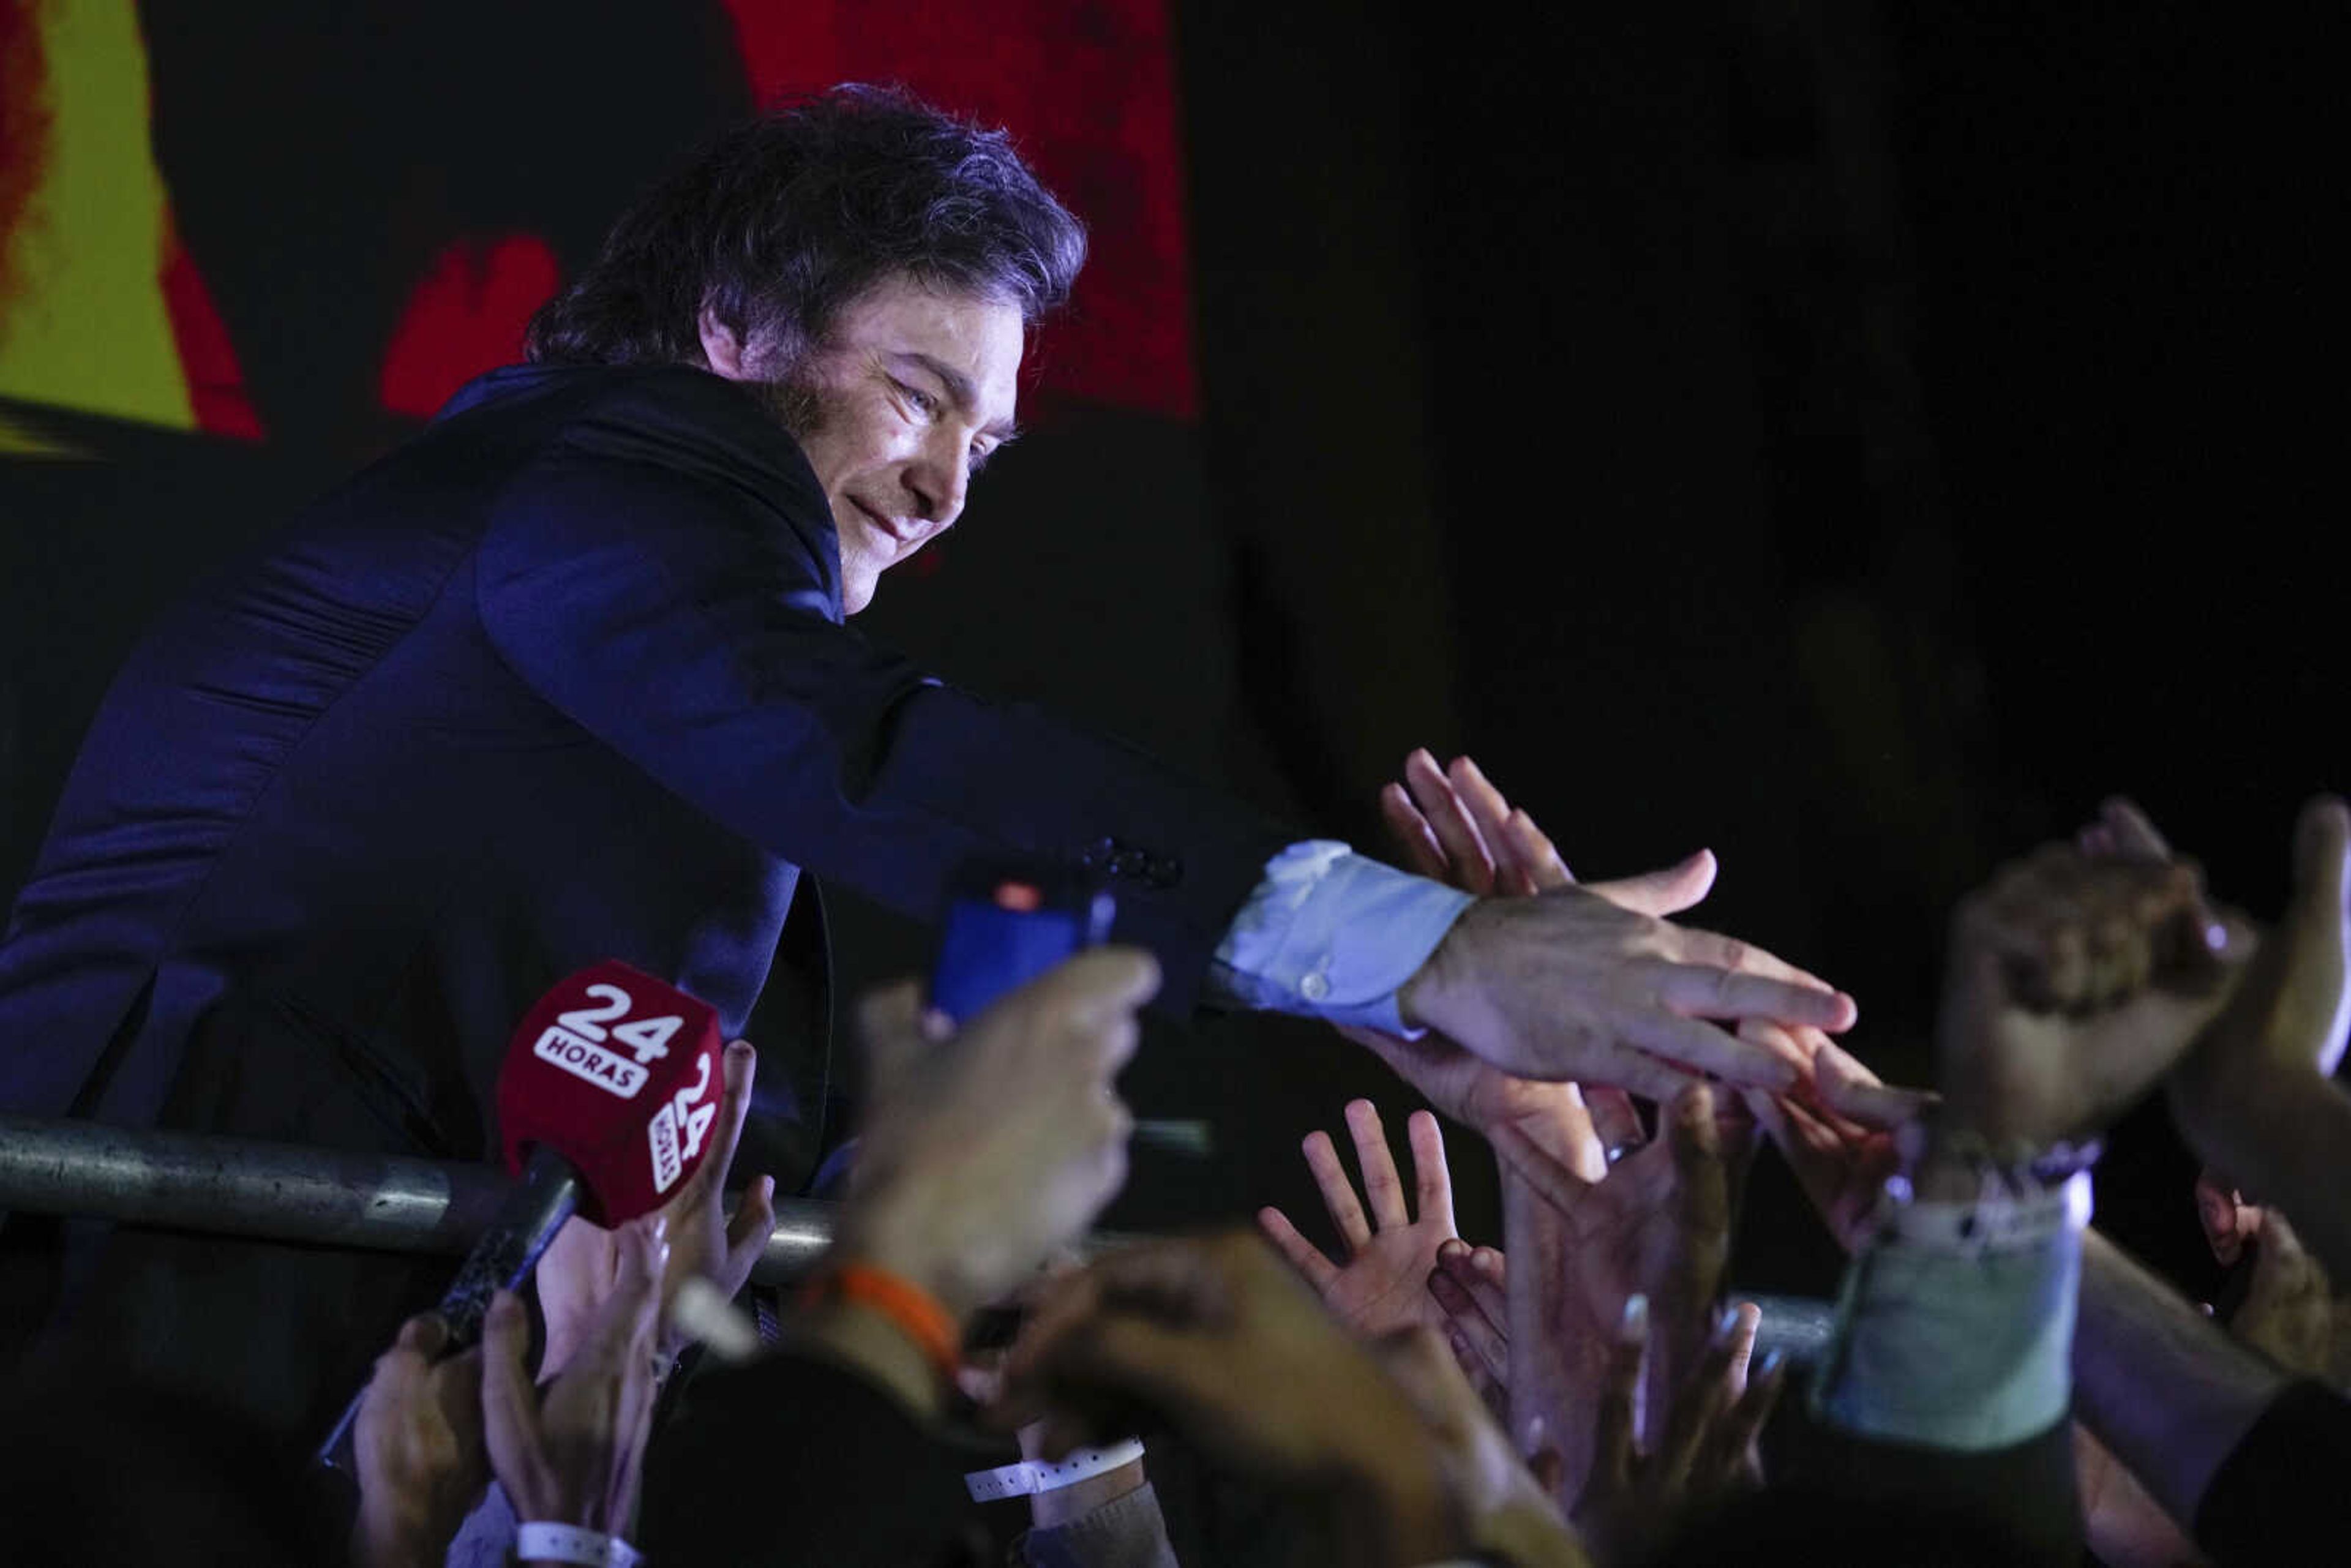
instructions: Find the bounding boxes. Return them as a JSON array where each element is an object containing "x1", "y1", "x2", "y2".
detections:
[{"x1": 803, "y1": 1261, "x2": 961, "y2": 1379}]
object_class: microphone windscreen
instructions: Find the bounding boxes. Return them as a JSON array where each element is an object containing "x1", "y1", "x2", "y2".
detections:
[{"x1": 497, "y1": 960, "x2": 726, "y2": 1225}]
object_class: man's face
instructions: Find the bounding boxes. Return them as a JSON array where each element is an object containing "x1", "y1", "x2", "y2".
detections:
[{"x1": 708, "y1": 276, "x2": 1024, "y2": 615}]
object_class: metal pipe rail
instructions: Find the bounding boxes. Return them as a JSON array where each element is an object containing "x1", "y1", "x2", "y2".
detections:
[{"x1": 0, "y1": 1112, "x2": 1836, "y2": 1357}]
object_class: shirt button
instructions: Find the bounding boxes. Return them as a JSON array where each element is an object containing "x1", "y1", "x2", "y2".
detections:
[{"x1": 1299, "y1": 972, "x2": 1331, "y2": 1002}]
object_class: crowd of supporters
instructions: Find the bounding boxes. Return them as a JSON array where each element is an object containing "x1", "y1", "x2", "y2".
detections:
[{"x1": 7, "y1": 752, "x2": 2345, "y2": 1567}]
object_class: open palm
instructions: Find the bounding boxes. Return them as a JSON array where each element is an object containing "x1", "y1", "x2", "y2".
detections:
[{"x1": 1259, "y1": 1099, "x2": 1461, "y2": 1338}]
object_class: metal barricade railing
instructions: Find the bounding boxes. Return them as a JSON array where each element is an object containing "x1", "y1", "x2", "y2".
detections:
[{"x1": 0, "y1": 1112, "x2": 1837, "y2": 1359}]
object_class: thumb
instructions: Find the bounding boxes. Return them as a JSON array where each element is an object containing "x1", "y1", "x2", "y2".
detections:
[
  {"x1": 858, "y1": 978, "x2": 942, "y2": 1101},
  {"x1": 1588, "y1": 849, "x2": 1718, "y2": 918},
  {"x1": 2287, "y1": 796, "x2": 2351, "y2": 956},
  {"x1": 2259, "y1": 796, "x2": 2351, "y2": 1076}
]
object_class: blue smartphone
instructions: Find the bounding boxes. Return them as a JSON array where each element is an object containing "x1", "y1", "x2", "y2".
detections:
[{"x1": 928, "y1": 861, "x2": 1116, "y2": 1024}]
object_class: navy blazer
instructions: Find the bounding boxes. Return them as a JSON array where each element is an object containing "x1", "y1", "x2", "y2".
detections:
[{"x1": 0, "y1": 363, "x2": 1292, "y2": 1165}]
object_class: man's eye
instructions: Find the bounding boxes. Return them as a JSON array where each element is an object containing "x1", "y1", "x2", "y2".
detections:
[
  {"x1": 968, "y1": 445, "x2": 996, "y2": 476},
  {"x1": 898, "y1": 382, "x2": 939, "y2": 418}
]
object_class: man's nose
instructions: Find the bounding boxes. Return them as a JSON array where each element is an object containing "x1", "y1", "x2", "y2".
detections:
[{"x1": 907, "y1": 435, "x2": 970, "y2": 531}]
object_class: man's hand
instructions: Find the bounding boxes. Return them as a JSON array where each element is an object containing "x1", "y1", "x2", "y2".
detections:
[
  {"x1": 1400, "y1": 889, "x2": 1856, "y2": 1099},
  {"x1": 350, "y1": 1313, "x2": 489, "y2": 1568},
  {"x1": 1936, "y1": 840, "x2": 2232, "y2": 1150},
  {"x1": 1004, "y1": 1231, "x2": 1475, "y2": 1568},
  {"x1": 1259, "y1": 1100, "x2": 1466, "y2": 1340},
  {"x1": 537, "y1": 1038, "x2": 776, "y2": 1370},
  {"x1": 1382, "y1": 752, "x2": 1853, "y2": 1098},
  {"x1": 834, "y1": 948, "x2": 1157, "y2": 1320},
  {"x1": 1348, "y1": 751, "x2": 1695, "y2": 1168},
  {"x1": 484, "y1": 1217, "x2": 665, "y2": 1537}
]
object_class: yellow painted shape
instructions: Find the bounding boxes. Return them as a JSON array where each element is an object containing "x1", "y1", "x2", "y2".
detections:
[{"x1": 0, "y1": 0, "x2": 196, "y2": 430}]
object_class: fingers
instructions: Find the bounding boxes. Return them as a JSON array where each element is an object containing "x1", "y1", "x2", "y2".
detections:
[
  {"x1": 394, "y1": 1310, "x2": 451, "y2": 1360},
  {"x1": 1024, "y1": 946, "x2": 1164, "y2": 1029},
  {"x1": 1703, "y1": 1346, "x2": 1787, "y2": 1484},
  {"x1": 699, "y1": 1039, "x2": 759, "y2": 1190},
  {"x1": 1380, "y1": 782, "x2": 1453, "y2": 881},
  {"x1": 1346, "y1": 1099, "x2": 1412, "y2": 1231},
  {"x1": 1404, "y1": 1108, "x2": 1457, "y2": 1233},
  {"x1": 856, "y1": 978, "x2": 940, "y2": 1098},
  {"x1": 1587, "y1": 849, "x2": 1719, "y2": 918},
  {"x1": 722, "y1": 1172, "x2": 778, "y2": 1279},
  {"x1": 479, "y1": 1288, "x2": 539, "y2": 1461},
  {"x1": 1811, "y1": 1039, "x2": 1938, "y2": 1130},
  {"x1": 2289, "y1": 795, "x2": 2350, "y2": 951},
  {"x1": 582, "y1": 1217, "x2": 667, "y2": 1367},
  {"x1": 1256, "y1": 1205, "x2": 1341, "y2": 1293},
  {"x1": 1431, "y1": 1239, "x2": 1507, "y2": 1325},
  {"x1": 1301, "y1": 1128, "x2": 1373, "y2": 1251},
  {"x1": 1722, "y1": 1300, "x2": 1761, "y2": 1392},
  {"x1": 2099, "y1": 796, "x2": 2175, "y2": 863},
  {"x1": 1405, "y1": 748, "x2": 1498, "y2": 895},
  {"x1": 1622, "y1": 1007, "x2": 1799, "y2": 1092},
  {"x1": 1652, "y1": 960, "x2": 1858, "y2": 1036},
  {"x1": 1657, "y1": 1305, "x2": 1742, "y2": 1485},
  {"x1": 1429, "y1": 1241, "x2": 1508, "y2": 1381},
  {"x1": 1445, "y1": 756, "x2": 1552, "y2": 898},
  {"x1": 1593, "y1": 1293, "x2": 1649, "y2": 1490},
  {"x1": 1495, "y1": 807, "x2": 1577, "y2": 894},
  {"x1": 1665, "y1": 1082, "x2": 1731, "y2": 1256}
]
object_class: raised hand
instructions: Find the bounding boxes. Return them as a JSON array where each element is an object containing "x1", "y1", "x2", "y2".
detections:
[
  {"x1": 836, "y1": 948, "x2": 1156, "y2": 1319},
  {"x1": 1572, "y1": 1296, "x2": 1782, "y2": 1568},
  {"x1": 1937, "y1": 839, "x2": 2233, "y2": 1152},
  {"x1": 1502, "y1": 1081, "x2": 1739, "y2": 1502},
  {"x1": 1003, "y1": 1231, "x2": 1479, "y2": 1568},
  {"x1": 1259, "y1": 1100, "x2": 1466, "y2": 1340},
  {"x1": 537, "y1": 1037, "x2": 776, "y2": 1370},
  {"x1": 1429, "y1": 1239, "x2": 1510, "y2": 1416},
  {"x1": 350, "y1": 1313, "x2": 489, "y2": 1568},
  {"x1": 484, "y1": 1215, "x2": 665, "y2": 1539}
]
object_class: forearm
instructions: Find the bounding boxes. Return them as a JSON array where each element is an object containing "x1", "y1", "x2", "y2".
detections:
[
  {"x1": 2071, "y1": 1228, "x2": 2282, "y2": 1532},
  {"x1": 1498, "y1": 1166, "x2": 1597, "y2": 1501}
]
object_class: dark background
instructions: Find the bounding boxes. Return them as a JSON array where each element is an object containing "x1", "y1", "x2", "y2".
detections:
[{"x1": 4, "y1": 1, "x2": 2339, "y2": 1306}]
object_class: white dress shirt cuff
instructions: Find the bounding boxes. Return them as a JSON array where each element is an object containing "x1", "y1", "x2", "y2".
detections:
[{"x1": 1205, "y1": 841, "x2": 1474, "y2": 1035}]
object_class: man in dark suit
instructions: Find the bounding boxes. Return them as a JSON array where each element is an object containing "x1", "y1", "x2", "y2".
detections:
[{"x1": 0, "y1": 86, "x2": 1852, "y2": 1435}]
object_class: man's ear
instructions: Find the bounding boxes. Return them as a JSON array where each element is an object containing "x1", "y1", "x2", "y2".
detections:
[{"x1": 698, "y1": 307, "x2": 750, "y2": 380}]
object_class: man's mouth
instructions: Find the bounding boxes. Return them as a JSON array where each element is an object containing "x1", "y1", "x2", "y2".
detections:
[{"x1": 849, "y1": 498, "x2": 920, "y2": 547}]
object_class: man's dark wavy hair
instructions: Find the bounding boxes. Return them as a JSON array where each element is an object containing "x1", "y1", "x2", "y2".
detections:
[{"x1": 527, "y1": 84, "x2": 1087, "y2": 370}]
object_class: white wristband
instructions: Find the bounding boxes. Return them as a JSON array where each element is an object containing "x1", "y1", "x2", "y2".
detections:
[
  {"x1": 965, "y1": 1438, "x2": 1146, "y2": 1502},
  {"x1": 516, "y1": 1521, "x2": 641, "y2": 1568},
  {"x1": 1878, "y1": 1168, "x2": 2093, "y2": 1257}
]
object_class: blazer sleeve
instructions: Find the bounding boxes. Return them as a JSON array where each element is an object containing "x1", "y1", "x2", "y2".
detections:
[{"x1": 473, "y1": 378, "x2": 1297, "y2": 1013}]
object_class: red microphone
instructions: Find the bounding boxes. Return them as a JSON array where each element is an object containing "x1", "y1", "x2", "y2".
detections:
[{"x1": 320, "y1": 961, "x2": 725, "y2": 1468}]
